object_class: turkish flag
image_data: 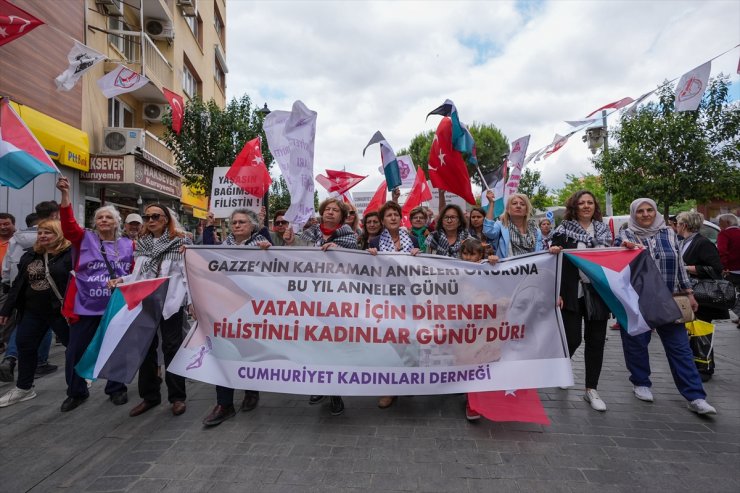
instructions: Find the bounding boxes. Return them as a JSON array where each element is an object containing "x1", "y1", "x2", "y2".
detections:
[
  {"x1": 0, "y1": 0, "x2": 44, "y2": 47},
  {"x1": 428, "y1": 117, "x2": 475, "y2": 205},
  {"x1": 162, "y1": 88, "x2": 184, "y2": 134},
  {"x1": 468, "y1": 389, "x2": 550, "y2": 425},
  {"x1": 316, "y1": 169, "x2": 367, "y2": 196},
  {"x1": 226, "y1": 137, "x2": 272, "y2": 198},
  {"x1": 401, "y1": 166, "x2": 431, "y2": 227},
  {"x1": 363, "y1": 180, "x2": 387, "y2": 215}
]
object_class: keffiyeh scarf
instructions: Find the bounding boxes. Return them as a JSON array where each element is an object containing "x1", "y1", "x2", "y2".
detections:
[
  {"x1": 135, "y1": 231, "x2": 184, "y2": 276},
  {"x1": 224, "y1": 232, "x2": 267, "y2": 246},
  {"x1": 508, "y1": 220, "x2": 539, "y2": 256},
  {"x1": 299, "y1": 224, "x2": 359, "y2": 249},
  {"x1": 429, "y1": 229, "x2": 470, "y2": 258},
  {"x1": 378, "y1": 228, "x2": 415, "y2": 252},
  {"x1": 555, "y1": 220, "x2": 612, "y2": 248}
]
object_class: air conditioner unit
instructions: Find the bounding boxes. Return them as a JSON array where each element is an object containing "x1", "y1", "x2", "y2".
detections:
[
  {"x1": 142, "y1": 103, "x2": 168, "y2": 122},
  {"x1": 96, "y1": 0, "x2": 123, "y2": 16},
  {"x1": 144, "y1": 19, "x2": 174, "y2": 40},
  {"x1": 102, "y1": 128, "x2": 144, "y2": 155},
  {"x1": 178, "y1": 0, "x2": 197, "y2": 17}
]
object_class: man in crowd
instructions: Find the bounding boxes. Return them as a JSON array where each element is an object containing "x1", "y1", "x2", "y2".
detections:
[{"x1": 123, "y1": 213, "x2": 143, "y2": 241}]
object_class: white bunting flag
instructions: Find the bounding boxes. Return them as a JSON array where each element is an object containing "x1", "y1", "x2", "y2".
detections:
[
  {"x1": 396, "y1": 155, "x2": 417, "y2": 188},
  {"x1": 674, "y1": 61, "x2": 711, "y2": 112},
  {"x1": 55, "y1": 41, "x2": 106, "y2": 91},
  {"x1": 97, "y1": 65, "x2": 150, "y2": 98},
  {"x1": 504, "y1": 135, "x2": 530, "y2": 198}
]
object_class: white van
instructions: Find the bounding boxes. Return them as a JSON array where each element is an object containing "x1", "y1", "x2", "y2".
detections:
[{"x1": 604, "y1": 216, "x2": 720, "y2": 244}]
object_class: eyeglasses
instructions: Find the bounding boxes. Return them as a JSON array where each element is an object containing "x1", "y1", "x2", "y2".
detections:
[
  {"x1": 141, "y1": 214, "x2": 163, "y2": 222},
  {"x1": 443, "y1": 215, "x2": 459, "y2": 222},
  {"x1": 274, "y1": 220, "x2": 289, "y2": 226},
  {"x1": 347, "y1": 211, "x2": 357, "y2": 216}
]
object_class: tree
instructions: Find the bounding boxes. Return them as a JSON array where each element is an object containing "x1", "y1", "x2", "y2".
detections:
[
  {"x1": 551, "y1": 173, "x2": 629, "y2": 214},
  {"x1": 397, "y1": 122, "x2": 509, "y2": 186},
  {"x1": 593, "y1": 75, "x2": 740, "y2": 219},
  {"x1": 269, "y1": 175, "x2": 319, "y2": 213},
  {"x1": 162, "y1": 95, "x2": 271, "y2": 193},
  {"x1": 516, "y1": 169, "x2": 552, "y2": 211}
]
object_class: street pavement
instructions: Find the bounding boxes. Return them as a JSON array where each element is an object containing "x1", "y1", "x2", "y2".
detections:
[{"x1": 0, "y1": 319, "x2": 738, "y2": 492}]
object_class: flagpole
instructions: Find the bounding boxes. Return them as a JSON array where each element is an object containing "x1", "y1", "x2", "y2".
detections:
[
  {"x1": 602, "y1": 110, "x2": 613, "y2": 216},
  {"x1": 475, "y1": 165, "x2": 490, "y2": 191}
]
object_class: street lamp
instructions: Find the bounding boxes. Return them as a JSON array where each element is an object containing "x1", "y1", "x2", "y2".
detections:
[
  {"x1": 582, "y1": 110, "x2": 613, "y2": 216},
  {"x1": 257, "y1": 103, "x2": 271, "y2": 116}
]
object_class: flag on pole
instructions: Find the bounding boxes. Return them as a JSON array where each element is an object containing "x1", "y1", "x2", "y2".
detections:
[
  {"x1": 674, "y1": 61, "x2": 712, "y2": 112},
  {"x1": 162, "y1": 88, "x2": 184, "y2": 134},
  {"x1": 481, "y1": 164, "x2": 507, "y2": 217},
  {"x1": 76, "y1": 278, "x2": 170, "y2": 384},
  {"x1": 468, "y1": 389, "x2": 550, "y2": 425},
  {"x1": 564, "y1": 249, "x2": 681, "y2": 336},
  {"x1": 363, "y1": 131, "x2": 402, "y2": 191},
  {"x1": 428, "y1": 117, "x2": 476, "y2": 205},
  {"x1": 363, "y1": 180, "x2": 387, "y2": 215},
  {"x1": 97, "y1": 65, "x2": 150, "y2": 98},
  {"x1": 503, "y1": 135, "x2": 531, "y2": 199},
  {"x1": 316, "y1": 169, "x2": 367, "y2": 196},
  {"x1": 54, "y1": 40, "x2": 106, "y2": 91},
  {"x1": 401, "y1": 166, "x2": 432, "y2": 227},
  {"x1": 585, "y1": 97, "x2": 634, "y2": 118},
  {"x1": 427, "y1": 99, "x2": 477, "y2": 164},
  {"x1": 396, "y1": 155, "x2": 417, "y2": 188},
  {"x1": 0, "y1": 99, "x2": 59, "y2": 189},
  {"x1": 226, "y1": 137, "x2": 272, "y2": 198},
  {"x1": 0, "y1": 0, "x2": 44, "y2": 47}
]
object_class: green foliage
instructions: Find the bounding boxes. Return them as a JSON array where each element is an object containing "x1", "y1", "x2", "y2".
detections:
[
  {"x1": 593, "y1": 75, "x2": 740, "y2": 219},
  {"x1": 162, "y1": 95, "x2": 272, "y2": 193},
  {"x1": 516, "y1": 168, "x2": 552, "y2": 211},
  {"x1": 397, "y1": 122, "x2": 509, "y2": 186},
  {"x1": 552, "y1": 173, "x2": 629, "y2": 214}
]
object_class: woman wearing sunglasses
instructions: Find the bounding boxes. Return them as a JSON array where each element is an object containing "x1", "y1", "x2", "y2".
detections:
[{"x1": 109, "y1": 205, "x2": 190, "y2": 418}]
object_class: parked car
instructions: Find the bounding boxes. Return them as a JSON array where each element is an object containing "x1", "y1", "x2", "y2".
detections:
[{"x1": 604, "y1": 216, "x2": 720, "y2": 244}]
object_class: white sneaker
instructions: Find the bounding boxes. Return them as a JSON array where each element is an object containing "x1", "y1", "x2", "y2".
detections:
[
  {"x1": 633, "y1": 386, "x2": 654, "y2": 402},
  {"x1": 0, "y1": 387, "x2": 37, "y2": 407},
  {"x1": 688, "y1": 399, "x2": 717, "y2": 415},
  {"x1": 583, "y1": 389, "x2": 607, "y2": 411}
]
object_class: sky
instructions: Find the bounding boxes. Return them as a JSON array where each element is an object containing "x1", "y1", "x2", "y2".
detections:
[{"x1": 226, "y1": 0, "x2": 740, "y2": 199}]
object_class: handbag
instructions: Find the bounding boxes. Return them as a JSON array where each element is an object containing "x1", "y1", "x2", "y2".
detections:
[
  {"x1": 686, "y1": 320, "x2": 715, "y2": 375},
  {"x1": 582, "y1": 283, "x2": 611, "y2": 320},
  {"x1": 691, "y1": 278, "x2": 736, "y2": 310},
  {"x1": 673, "y1": 294, "x2": 695, "y2": 323}
]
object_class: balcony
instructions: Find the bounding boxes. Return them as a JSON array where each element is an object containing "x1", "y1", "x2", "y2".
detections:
[
  {"x1": 106, "y1": 30, "x2": 173, "y2": 102},
  {"x1": 143, "y1": 130, "x2": 178, "y2": 173}
]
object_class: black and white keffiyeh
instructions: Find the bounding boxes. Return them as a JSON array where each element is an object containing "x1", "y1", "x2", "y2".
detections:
[
  {"x1": 508, "y1": 220, "x2": 539, "y2": 256},
  {"x1": 554, "y1": 220, "x2": 612, "y2": 248},
  {"x1": 428, "y1": 229, "x2": 470, "y2": 258},
  {"x1": 224, "y1": 232, "x2": 267, "y2": 246},
  {"x1": 378, "y1": 228, "x2": 415, "y2": 252},
  {"x1": 135, "y1": 231, "x2": 185, "y2": 276},
  {"x1": 298, "y1": 224, "x2": 359, "y2": 250}
]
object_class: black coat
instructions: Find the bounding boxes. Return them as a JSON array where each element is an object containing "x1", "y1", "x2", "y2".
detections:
[
  {"x1": 681, "y1": 233, "x2": 728, "y2": 321},
  {"x1": 0, "y1": 247, "x2": 73, "y2": 319}
]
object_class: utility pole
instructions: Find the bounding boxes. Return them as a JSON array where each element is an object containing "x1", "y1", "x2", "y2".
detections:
[{"x1": 602, "y1": 110, "x2": 613, "y2": 216}]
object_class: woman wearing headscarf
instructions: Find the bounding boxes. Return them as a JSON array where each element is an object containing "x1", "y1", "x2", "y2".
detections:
[
  {"x1": 0, "y1": 220, "x2": 72, "y2": 408},
  {"x1": 615, "y1": 198, "x2": 716, "y2": 415},
  {"x1": 427, "y1": 204, "x2": 470, "y2": 258},
  {"x1": 56, "y1": 176, "x2": 134, "y2": 412},
  {"x1": 550, "y1": 190, "x2": 613, "y2": 411},
  {"x1": 109, "y1": 204, "x2": 189, "y2": 417},
  {"x1": 483, "y1": 190, "x2": 542, "y2": 258}
]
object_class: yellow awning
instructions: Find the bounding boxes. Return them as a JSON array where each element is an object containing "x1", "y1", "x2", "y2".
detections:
[
  {"x1": 10, "y1": 101, "x2": 90, "y2": 172},
  {"x1": 192, "y1": 207, "x2": 208, "y2": 219},
  {"x1": 181, "y1": 184, "x2": 209, "y2": 209}
]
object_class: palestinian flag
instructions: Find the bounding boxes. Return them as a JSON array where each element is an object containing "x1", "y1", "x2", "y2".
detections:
[
  {"x1": 564, "y1": 249, "x2": 681, "y2": 336},
  {"x1": 76, "y1": 278, "x2": 169, "y2": 384}
]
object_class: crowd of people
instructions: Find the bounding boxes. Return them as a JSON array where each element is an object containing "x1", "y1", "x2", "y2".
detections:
[{"x1": 0, "y1": 176, "x2": 736, "y2": 426}]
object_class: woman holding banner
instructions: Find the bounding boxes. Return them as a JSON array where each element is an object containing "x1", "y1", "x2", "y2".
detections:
[
  {"x1": 550, "y1": 190, "x2": 612, "y2": 412},
  {"x1": 483, "y1": 190, "x2": 543, "y2": 258},
  {"x1": 427, "y1": 204, "x2": 470, "y2": 258},
  {"x1": 283, "y1": 197, "x2": 358, "y2": 415},
  {"x1": 616, "y1": 198, "x2": 716, "y2": 415},
  {"x1": 358, "y1": 211, "x2": 382, "y2": 250},
  {"x1": 203, "y1": 209, "x2": 271, "y2": 427},
  {"x1": 409, "y1": 206, "x2": 431, "y2": 252}
]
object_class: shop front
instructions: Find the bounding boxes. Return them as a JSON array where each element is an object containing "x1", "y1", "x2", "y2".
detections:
[{"x1": 180, "y1": 184, "x2": 209, "y2": 233}]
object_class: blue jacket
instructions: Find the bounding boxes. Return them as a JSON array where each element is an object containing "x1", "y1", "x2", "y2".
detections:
[{"x1": 483, "y1": 218, "x2": 542, "y2": 258}]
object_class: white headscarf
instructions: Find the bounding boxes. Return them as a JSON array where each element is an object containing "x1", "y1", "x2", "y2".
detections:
[{"x1": 628, "y1": 198, "x2": 666, "y2": 239}]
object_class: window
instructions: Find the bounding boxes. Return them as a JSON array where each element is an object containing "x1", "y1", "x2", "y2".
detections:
[
  {"x1": 108, "y1": 17, "x2": 137, "y2": 61},
  {"x1": 182, "y1": 59, "x2": 201, "y2": 99},
  {"x1": 108, "y1": 98, "x2": 134, "y2": 128},
  {"x1": 185, "y1": 13, "x2": 203, "y2": 47},
  {"x1": 215, "y1": 56, "x2": 226, "y2": 92},
  {"x1": 214, "y1": 2, "x2": 225, "y2": 48}
]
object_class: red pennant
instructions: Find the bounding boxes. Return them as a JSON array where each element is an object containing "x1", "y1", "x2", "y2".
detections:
[
  {"x1": 428, "y1": 117, "x2": 475, "y2": 205},
  {"x1": 585, "y1": 97, "x2": 634, "y2": 118},
  {"x1": 0, "y1": 0, "x2": 44, "y2": 47},
  {"x1": 226, "y1": 137, "x2": 272, "y2": 197},
  {"x1": 401, "y1": 166, "x2": 431, "y2": 227},
  {"x1": 363, "y1": 180, "x2": 387, "y2": 215},
  {"x1": 162, "y1": 88, "x2": 184, "y2": 134},
  {"x1": 468, "y1": 389, "x2": 550, "y2": 425},
  {"x1": 316, "y1": 169, "x2": 367, "y2": 195}
]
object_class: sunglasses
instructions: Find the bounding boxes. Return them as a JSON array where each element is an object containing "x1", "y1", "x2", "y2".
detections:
[
  {"x1": 274, "y1": 220, "x2": 289, "y2": 226},
  {"x1": 141, "y1": 213, "x2": 163, "y2": 222}
]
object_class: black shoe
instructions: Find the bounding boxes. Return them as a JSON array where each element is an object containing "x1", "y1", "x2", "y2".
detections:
[
  {"x1": 110, "y1": 391, "x2": 128, "y2": 406},
  {"x1": 309, "y1": 395, "x2": 326, "y2": 405},
  {"x1": 329, "y1": 396, "x2": 344, "y2": 416},
  {"x1": 61, "y1": 395, "x2": 88, "y2": 412},
  {"x1": 0, "y1": 357, "x2": 16, "y2": 382},
  {"x1": 203, "y1": 404, "x2": 236, "y2": 426},
  {"x1": 35, "y1": 363, "x2": 58, "y2": 377},
  {"x1": 241, "y1": 391, "x2": 259, "y2": 412}
]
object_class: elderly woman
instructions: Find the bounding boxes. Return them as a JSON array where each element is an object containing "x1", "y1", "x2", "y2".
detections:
[
  {"x1": 483, "y1": 190, "x2": 543, "y2": 258},
  {"x1": 358, "y1": 211, "x2": 382, "y2": 250},
  {"x1": 551, "y1": 191, "x2": 613, "y2": 411},
  {"x1": 203, "y1": 209, "x2": 271, "y2": 426},
  {"x1": 55, "y1": 177, "x2": 134, "y2": 412},
  {"x1": 616, "y1": 199, "x2": 715, "y2": 415},
  {"x1": 284, "y1": 198, "x2": 358, "y2": 415},
  {"x1": 409, "y1": 206, "x2": 431, "y2": 252},
  {"x1": 427, "y1": 204, "x2": 470, "y2": 257},
  {"x1": 0, "y1": 220, "x2": 72, "y2": 408},
  {"x1": 110, "y1": 204, "x2": 190, "y2": 417},
  {"x1": 676, "y1": 211, "x2": 728, "y2": 381}
]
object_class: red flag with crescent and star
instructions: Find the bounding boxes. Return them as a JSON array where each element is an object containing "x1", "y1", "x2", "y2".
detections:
[
  {"x1": 428, "y1": 116, "x2": 475, "y2": 204},
  {"x1": 315, "y1": 169, "x2": 367, "y2": 196},
  {"x1": 0, "y1": 0, "x2": 44, "y2": 47},
  {"x1": 162, "y1": 88, "x2": 184, "y2": 134},
  {"x1": 225, "y1": 137, "x2": 272, "y2": 198},
  {"x1": 362, "y1": 180, "x2": 387, "y2": 215},
  {"x1": 468, "y1": 389, "x2": 550, "y2": 425},
  {"x1": 401, "y1": 166, "x2": 432, "y2": 227}
]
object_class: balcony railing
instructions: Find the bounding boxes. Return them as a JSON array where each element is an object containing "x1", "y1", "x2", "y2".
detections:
[
  {"x1": 143, "y1": 130, "x2": 177, "y2": 172},
  {"x1": 107, "y1": 31, "x2": 173, "y2": 90}
]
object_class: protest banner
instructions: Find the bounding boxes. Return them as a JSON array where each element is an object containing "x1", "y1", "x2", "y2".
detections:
[
  {"x1": 169, "y1": 248, "x2": 572, "y2": 395},
  {"x1": 209, "y1": 166, "x2": 263, "y2": 218}
]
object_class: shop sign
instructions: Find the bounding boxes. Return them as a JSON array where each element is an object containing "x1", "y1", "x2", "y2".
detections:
[
  {"x1": 81, "y1": 156, "x2": 125, "y2": 182},
  {"x1": 134, "y1": 161, "x2": 181, "y2": 198}
]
